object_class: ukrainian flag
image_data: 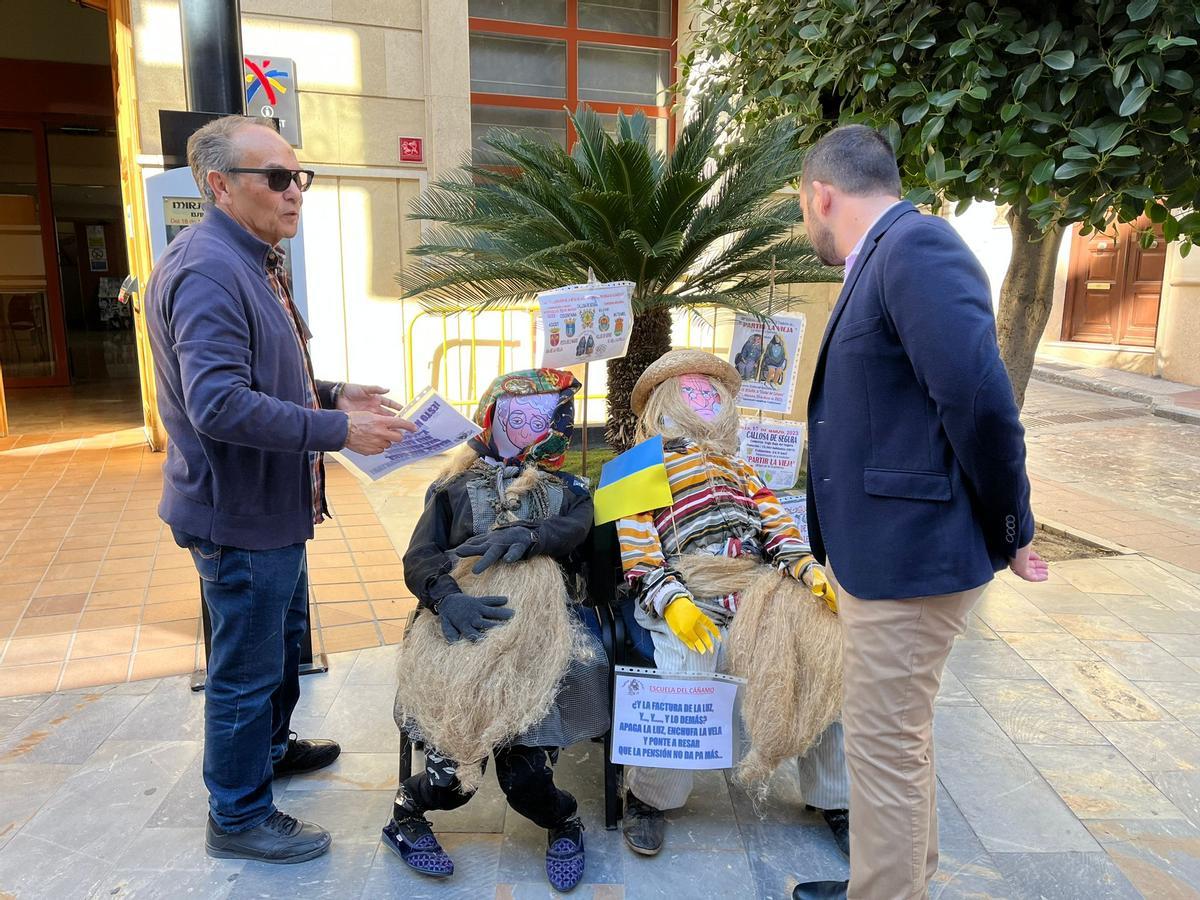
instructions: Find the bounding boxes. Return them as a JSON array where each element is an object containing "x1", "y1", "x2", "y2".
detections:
[{"x1": 593, "y1": 436, "x2": 674, "y2": 525}]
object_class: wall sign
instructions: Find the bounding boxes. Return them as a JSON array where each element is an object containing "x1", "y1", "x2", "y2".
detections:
[
  {"x1": 399, "y1": 137, "x2": 424, "y2": 163},
  {"x1": 244, "y1": 55, "x2": 302, "y2": 146}
]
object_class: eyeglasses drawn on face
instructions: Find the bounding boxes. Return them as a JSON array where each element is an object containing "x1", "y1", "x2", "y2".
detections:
[
  {"x1": 226, "y1": 167, "x2": 315, "y2": 193},
  {"x1": 505, "y1": 411, "x2": 551, "y2": 433}
]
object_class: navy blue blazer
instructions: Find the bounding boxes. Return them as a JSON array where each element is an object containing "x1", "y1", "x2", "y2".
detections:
[{"x1": 806, "y1": 202, "x2": 1034, "y2": 600}]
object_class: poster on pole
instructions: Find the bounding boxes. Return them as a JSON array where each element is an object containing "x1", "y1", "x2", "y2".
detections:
[
  {"x1": 538, "y1": 280, "x2": 634, "y2": 368},
  {"x1": 739, "y1": 419, "x2": 805, "y2": 491},
  {"x1": 728, "y1": 313, "x2": 806, "y2": 414},
  {"x1": 610, "y1": 666, "x2": 745, "y2": 770},
  {"x1": 335, "y1": 388, "x2": 480, "y2": 481},
  {"x1": 776, "y1": 492, "x2": 810, "y2": 545}
]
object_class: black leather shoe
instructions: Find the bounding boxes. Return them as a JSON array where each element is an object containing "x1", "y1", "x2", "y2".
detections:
[
  {"x1": 622, "y1": 791, "x2": 666, "y2": 856},
  {"x1": 808, "y1": 805, "x2": 850, "y2": 857},
  {"x1": 793, "y1": 881, "x2": 848, "y2": 900},
  {"x1": 273, "y1": 736, "x2": 341, "y2": 777},
  {"x1": 206, "y1": 811, "x2": 331, "y2": 864}
]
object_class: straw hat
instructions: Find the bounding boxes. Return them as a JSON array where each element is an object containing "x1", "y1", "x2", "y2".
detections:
[{"x1": 631, "y1": 349, "x2": 742, "y2": 415}]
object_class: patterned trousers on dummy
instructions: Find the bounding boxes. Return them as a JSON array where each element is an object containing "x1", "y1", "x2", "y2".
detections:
[{"x1": 623, "y1": 602, "x2": 850, "y2": 811}]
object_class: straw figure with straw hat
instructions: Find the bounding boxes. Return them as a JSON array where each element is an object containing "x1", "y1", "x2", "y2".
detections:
[
  {"x1": 617, "y1": 349, "x2": 850, "y2": 858},
  {"x1": 384, "y1": 369, "x2": 607, "y2": 893}
]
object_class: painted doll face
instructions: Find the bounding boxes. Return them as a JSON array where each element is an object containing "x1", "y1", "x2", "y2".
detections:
[
  {"x1": 494, "y1": 392, "x2": 558, "y2": 459},
  {"x1": 679, "y1": 374, "x2": 722, "y2": 421}
]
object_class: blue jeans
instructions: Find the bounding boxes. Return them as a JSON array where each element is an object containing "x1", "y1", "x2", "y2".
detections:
[{"x1": 173, "y1": 528, "x2": 308, "y2": 833}]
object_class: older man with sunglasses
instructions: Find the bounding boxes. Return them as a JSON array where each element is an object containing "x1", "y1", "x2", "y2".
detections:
[{"x1": 145, "y1": 116, "x2": 417, "y2": 864}]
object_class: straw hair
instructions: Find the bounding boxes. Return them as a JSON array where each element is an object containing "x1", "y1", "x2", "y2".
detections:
[
  {"x1": 674, "y1": 555, "x2": 843, "y2": 794},
  {"x1": 394, "y1": 556, "x2": 595, "y2": 791},
  {"x1": 634, "y1": 374, "x2": 741, "y2": 455},
  {"x1": 631, "y1": 350, "x2": 741, "y2": 415}
]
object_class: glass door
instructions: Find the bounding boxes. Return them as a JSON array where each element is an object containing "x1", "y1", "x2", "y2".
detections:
[{"x1": 0, "y1": 121, "x2": 71, "y2": 387}]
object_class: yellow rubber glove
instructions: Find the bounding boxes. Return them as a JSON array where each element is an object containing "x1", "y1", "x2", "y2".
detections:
[
  {"x1": 809, "y1": 567, "x2": 838, "y2": 614},
  {"x1": 663, "y1": 596, "x2": 722, "y2": 654}
]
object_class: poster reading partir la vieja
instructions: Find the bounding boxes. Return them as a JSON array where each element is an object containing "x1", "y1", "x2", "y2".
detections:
[{"x1": 739, "y1": 419, "x2": 805, "y2": 491}]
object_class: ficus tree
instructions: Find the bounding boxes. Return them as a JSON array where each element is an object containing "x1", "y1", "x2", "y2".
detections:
[
  {"x1": 398, "y1": 97, "x2": 832, "y2": 450},
  {"x1": 684, "y1": 0, "x2": 1200, "y2": 405}
]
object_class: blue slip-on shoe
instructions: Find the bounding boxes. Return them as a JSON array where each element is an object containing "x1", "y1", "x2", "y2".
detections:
[
  {"x1": 545, "y1": 816, "x2": 585, "y2": 892},
  {"x1": 381, "y1": 814, "x2": 454, "y2": 878}
]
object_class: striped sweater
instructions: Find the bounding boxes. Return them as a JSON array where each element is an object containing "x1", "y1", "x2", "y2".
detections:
[{"x1": 618, "y1": 438, "x2": 816, "y2": 620}]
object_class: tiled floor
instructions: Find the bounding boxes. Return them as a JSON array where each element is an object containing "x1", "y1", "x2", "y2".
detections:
[
  {"x1": 0, "y1": 382, "x2": 420, "y2": 698},
  {"x1": 3, "y1": 557, "x2": 1200, "y2": 898}
]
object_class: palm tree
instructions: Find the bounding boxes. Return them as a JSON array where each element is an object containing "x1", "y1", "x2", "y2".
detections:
[{"x1": 398, "y1": 94, "x2": 833, "y2": 450}]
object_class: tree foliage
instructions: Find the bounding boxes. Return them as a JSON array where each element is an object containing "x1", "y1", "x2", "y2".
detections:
[
  {"x1": 399, "y1": 96, "x2": 831, "y2": 314},
  {"x1": 685, "y1": 0, "x2": 1200, "y2": 252}
]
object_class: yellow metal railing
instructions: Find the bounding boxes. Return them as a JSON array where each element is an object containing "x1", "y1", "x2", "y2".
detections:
[{"x1": 403, "y1": 304, "x2": 728, "y2": 415}]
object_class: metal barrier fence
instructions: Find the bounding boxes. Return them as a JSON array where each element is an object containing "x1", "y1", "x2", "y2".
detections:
[{"x1": 403, "y1": 304, "x2": 727, "y2": 418}]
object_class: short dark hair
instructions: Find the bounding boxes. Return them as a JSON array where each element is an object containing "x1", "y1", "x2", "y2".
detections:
[{"x1": 801, "y1": 124, "x2": 901, "y2": 197}]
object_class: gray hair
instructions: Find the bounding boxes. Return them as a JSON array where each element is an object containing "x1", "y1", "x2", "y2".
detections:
[
  {"x1": 187, "y1": 115, "x2": 277, "y2": 203},
  {"x1": 801, "y1": 124, "x2": 901, "y2": 197}
]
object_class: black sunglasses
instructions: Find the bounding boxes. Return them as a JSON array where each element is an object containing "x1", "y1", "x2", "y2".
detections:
[{"x1": 226, "y1": 167, "x2": 315, "y2": 193}]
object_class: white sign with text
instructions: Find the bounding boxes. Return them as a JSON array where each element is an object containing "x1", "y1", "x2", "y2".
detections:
[
  {"x1": 538, "y1": 280, "x2": 634, "y2": 368},
  {"x1": 611, "y1": 666, "x2": 744, "y2": 770}
]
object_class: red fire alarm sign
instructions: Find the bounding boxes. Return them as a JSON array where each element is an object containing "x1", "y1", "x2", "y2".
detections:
[{"x1": 399, "y1": 137, "x2": 424, "y2": 163}]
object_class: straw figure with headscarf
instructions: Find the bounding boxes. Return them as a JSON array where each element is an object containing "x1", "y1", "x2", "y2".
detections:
[
  {"x1": 384, "y1": 369, "x2": 606, "y2": 892},
  {"x1": 615, "y1": 349, "x2": 850, "y2": 859}
]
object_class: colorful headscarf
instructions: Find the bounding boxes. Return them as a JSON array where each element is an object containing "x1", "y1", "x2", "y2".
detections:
[{"x1": 469, "y1": 368, "x2": 580, "y2": 469}]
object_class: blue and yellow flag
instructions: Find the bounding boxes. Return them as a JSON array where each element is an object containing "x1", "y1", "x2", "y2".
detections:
[{"x1": 593, "y1": 436, "x2": 673, "y2": 525}]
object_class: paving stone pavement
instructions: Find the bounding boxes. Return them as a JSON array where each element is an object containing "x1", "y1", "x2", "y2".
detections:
[
  {"x1": 1022, "y1": 380, "x2": 1200, "y2": 574},
  {"x1": 1, "y1": 557, "x2": 1200, "y2": 898}
]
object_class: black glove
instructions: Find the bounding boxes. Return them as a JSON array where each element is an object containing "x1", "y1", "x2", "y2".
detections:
[
  {"x1": 435, "y1": 592, "x2": 514, "y2": 643},
  {"x1": 455, "y1": 526, "x2": 538, "y2": 574}
]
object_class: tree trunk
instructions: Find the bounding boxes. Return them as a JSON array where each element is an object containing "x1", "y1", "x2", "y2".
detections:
[
  {"x1": 996, "y1": 208, "x2": 1066, "y2": 408},
  {"x1": 605, "y1": 305, "x2": 672, "y2": 451}
]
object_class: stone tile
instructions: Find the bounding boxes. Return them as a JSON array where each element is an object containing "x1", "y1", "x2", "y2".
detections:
[
  {"x1": 1000, "y1": 631, "x2": 1099, "y2": 660},
  {"x1": 1096, "y1": 722, "x2": 1200, "y2": 774},
  {"x1": 934, "y1": 707, "x2": 1098, "y2": 853},
  {"x1": 622, "y1": 848, "x2": 755, "y2": 900},
  {"x1": 0, "y1": 831, "x2": 115, "y2": 899},
  {"x1": 320, "y1": 681, "x2": 399, "y2": 752},
  {"x1": 1087, "y1": 640, "x2": 1200, "y2": 683},
  {"x1": 946, "y1": 639, "x2": 1041, "y2": 681},
  {"x1": 740, "y1": 821, "x2": 848, "y2": 899},
  {"x1": 0, "y1": 762, "x2": 76, "y2": 851},
  {"x1": 1099, "y1": 557, "x2": 1200, "y2": 612},
  {"x1": 147, "y1": 749, "x2": 209, "y2": 829},
  {"x1": 20, "y1": 740, "x2": 201, "y2": 860},
  {"x1": 1137, "y1": 681, "x2": 1200, "y2": 727},
  {"x1": 990, "y1": 850, "x2": 1142, "y2": 899},
  {"x1": 100, "y1": 825, "x2": 242, "y2": 898},
  {"x1": 282, "y1": 751, "x2": 397, "y2": 792},
  {"x1": 291, "y1": 650, "x2": 355, "y2": 719},
  {"x1": 1092, "y1": 592, "x2": 1172, "y2": 615},
  {"x1": 1146, "y1": 633, "x2": 1200, "y2": 658},
  {"x1": 1055, "y1": 559, "x2": 1147, "y2": 596},
  {"x1": 0, "y1": 694, "x2": 47, "y2": 737},
  {"x1": 228, "y1": 839, "x2": 379, "y2": 899},
  {"x1": 108, "y1": 681, "x2": 206, "y2": 741},
  {"x1": 346, "y1": 643, "x2": 400, "y2": 686},
  {"x1": 1114, "y1": 609, "x2": 1200, "y2": 635},
  {"x1": 499, "y1": 796, "x2": 626, "y2": 886},
  {"x1": 273, "y1": 788, "x2": 394, "y2": 842},
  {"x1": 1021, "y1": 745, "x2": 1184, "y2": 821},
  {"x1": 959, "y1": 676, "x2": 1107, "y2": 746},
  {"x1": 363, "y1": 832, "x2": 503, "y2": 899},
  {"x1": 935, "y1": 669, "x2": 977, "y2": 707},
  {"x1": 962, "y1": 613, "x2": 1000, "y2": 641},
  {"x1": 1028, "y1": 659, "x2": 1166, "y2": 722},
  {"x1": 930, "y1": 784, "x2": 1011, "y2": 899},
  {"x1": 1150, "y1": 771, "x2": 1200, "y2": 830},
  {"x1": 1051, "y1": 614, "x2": 1150, "y2": 642},
  {"x1": 974, "y1": 585, "x2": 1063, "y2": 633},
  {"x1": 1009, "y1": 580, "x2": 1111, "y2": 616},
  {"x1": 0, "y1": 690, "x2": 143, "y2": 763},
  {"x1": 1087, "y1": 818, "x2": 1200, "y2": 900}
]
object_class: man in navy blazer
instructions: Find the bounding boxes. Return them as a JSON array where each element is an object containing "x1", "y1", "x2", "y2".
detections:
[{"x1": 794, "y1": 126, "x2": 1047, "y2": 900}]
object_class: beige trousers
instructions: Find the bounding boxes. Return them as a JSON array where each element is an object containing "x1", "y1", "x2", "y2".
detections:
[{"x1": 830, "y1": 565, "x2": 985, "y2": 900}]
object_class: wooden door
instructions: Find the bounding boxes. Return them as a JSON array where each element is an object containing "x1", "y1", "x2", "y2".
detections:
[{"x1": 1063, "y1": 217, "x2": 1164, "y2": 347}]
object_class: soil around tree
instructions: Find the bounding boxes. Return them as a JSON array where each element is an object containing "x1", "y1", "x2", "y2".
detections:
[{"x1": 1034, "y1": 525, "x2": 1120, "y2": 563}]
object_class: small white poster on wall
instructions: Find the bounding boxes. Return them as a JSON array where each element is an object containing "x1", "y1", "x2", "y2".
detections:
[
  {"x1": 728, "y1": 313, "x2": 806, "y2": 414},
  {"x1": 537, "y1": 280, "x2": 634, "y2": 368}
]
